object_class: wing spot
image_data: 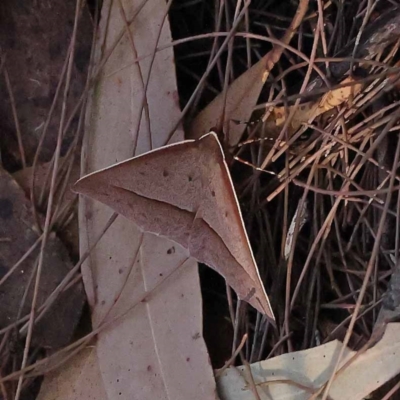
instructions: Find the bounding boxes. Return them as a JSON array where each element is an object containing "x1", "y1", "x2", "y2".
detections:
[
  {"x1": 188, "y1": 176, "x2": 193, "y2": 182},
  {"x1": 163, "y1": 170, "x2": 168, "y2": 177},
  {"x1": 167, "y1": 246, "x2": 175, "y2": 255},
  {"x1": 211, "y1": 190, "x2": 216, "y2": 197}
]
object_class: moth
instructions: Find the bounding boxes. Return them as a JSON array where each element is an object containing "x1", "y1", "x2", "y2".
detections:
[{"x1": 74, "y1": 132, "x2": 274, "y2": 321}]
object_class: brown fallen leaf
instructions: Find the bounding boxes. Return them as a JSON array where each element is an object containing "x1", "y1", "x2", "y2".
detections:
[
  {"x1": 317, "y1": 76, "x2": 362, "y2": 112},
  {"x1": 188, "y1": 0, "x2": 310, "y2": 147},
  {"x1": 13, "y1": 157, "x2": 80, "y2": 257},
  {"x1": 73, "y1": 132, "x2": 274, "y2": 320},
  {"x1": 36, "y1": 346, "x2": 108, "y2": 400},
  {"x1": 271, "y1": 101, "x2": 318, "y2": 134},
  {"x1": 13, "y1": 157, "x2": 80, "y2": 207},
  {"x1": 0, "y1": 0, "x2": 92, "y2": 165},
  {"x1": 0, "y1": 166, "x2": 84, "y2": 349},
  {"x1": 267, "y1": 76, "x2": 363, "y2": 138}
]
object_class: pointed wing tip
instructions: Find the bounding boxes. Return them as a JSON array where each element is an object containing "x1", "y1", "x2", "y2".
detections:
[
  {"x1": 198, "y1": 131, "x2": 220, "y2": 148},
  {"x1": 200, "y1": 130, "x2": 218, "y2": 140},
  {"x1": 264, "y1": 306, "x2": 276, "y2": 323},
  {"x1": 258, "y1": 302, "x2": 276, "y2": 323},
  {"x1": 72, "y1": 177, "x2": 85, "y2": 194},
  {"x1": 248, "y1": 295, "x2": 275, "y2": 322},
  {"x1": 198, "y1": 131, "x2": 226, "y2": 161},
  {"x1": 72, "y1": 174, "x2": 96, "y2": 196}
]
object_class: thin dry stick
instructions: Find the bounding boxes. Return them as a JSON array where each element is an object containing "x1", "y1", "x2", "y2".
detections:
[
  {"x1": 13, "y1": 1, "x2": 82, "y2": 398},
  {"x1": 115, "y1": 0, "x2": 152, "y2": 152},
  {"x1": 109, "y1": 31, "x2": 329, "y2": 96},
  {"x1": 36, "y1": 3, "x2": 97, "y2": 208},
  {"x1": 271, "y1": 57, "x2": 393, "y2": 88},
  {"x1": 2, "y1": 254, "x2": 195, "y2": 383},
  {"x1": 219, "y1": 0, "x2": 243, "y2": 134},
  {"x1": 307, "y1": 123, "x2": 400, "y2": 183},
  {"x1": 0, "y1": 237, "x2": 41, "y2": 287},
  {"x1": 48, "y1": 159, "x2": 77, "y2": 229},
  {"x1": 231, "y1": 300, "x2": 242, "y2": 356},
  {"x1": 30, "y1": 41, "x2": 72, "y2": 233},
  {"x1": 0, "y1": 379, "x2": 8, "y2": 400},
  {"x1": 254, "y1": 66, "x2": 396, "y2": 112},
  {"x1": 0, "y1": 328, "x2": 12, "y2": 360},
  {"x1": 242, "y1": 357, "x2": 261, "y2": 400},
  {"x1": 188, "y1": 0, "x2": 225, "y2": 119},
  {"x1": 244, "y1": 5, "x2": 251, "y2": 69},
  {"x1": 39, "y1": 99, "x2": 85, "y2": 216},
  {"x1": 215, "y1": 333, "x2": 248, "y2": 377},
  {"x1": 290, "y1": 193, "x2": 341, "y2": 310},
  {"x1": 3, "y1": 67, "x2": 26, "y2": 169},
  {"x1": 260, "y1": 8, "x2": 324, "y2": 172},
  {"x1": 266, "y1": 332, "x2": 292, "y2": 359},
  {"x1": 320, "y1": 111, "x2": 400, "y2": 400},
  {"x1": 30, "y1": 2, "x2": 140, "y2": 213},
  {"x1": 0, "y1": 202, "x2": 80, "y2": 338},
  {"x1": 44, "y1": 35, "x2": 96, "y2": 222},
  {"x1": 96, "y1": 233, "x2": 143, "y2": 327},
  {"x1": 293, "y1": 179, "x2": 400, "y2": 198},
  {"x1": 349, "y1": 0, "x2": 375, "y2": 76},
  {"x1": 165, "y1": 0, "x2": 253, "y2": 144},
  {"x1": 316, "y1": 0, "x2": 329, "y2": 73},
  {"x1": 19, "y1": 212, "x2": 118, "y2": 336},
  {"x1": 258, "y1": 0, "x2": 312, "y2": 169},
  {"x1": 284, "y1": 156, "x2": 322, "y2": 343},
  {"x1": 90, "y1": 0, "x2": 148, "y2": 79},
  {"x1": 266, "y1": 142, "x2": 334, "y2": 202},
  {"x1": 322, "y1": 300, "x2": 382, "y2": 344},
  {"x1": 225, "y1": 285, "x2": 236, "y2": 331},
  {"x1": 14, "y1": 259, "x2": 39, "y2": 337},
  {"x1": 381, "y1": 379, "x2": 400, "y2": 400}
]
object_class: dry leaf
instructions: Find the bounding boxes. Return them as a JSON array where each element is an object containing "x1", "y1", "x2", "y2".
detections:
[
  {"x1": 0, "y1": 1, "x2": 92, "y2": 164},
  {"x1": 13, "y1": 157, "x2": 80, "y2": 207},
  {"x1": 268, "y1": 76, "x2": 363, "y2": 138},
  {"x1": 0, "y1": 167, "x2": 84, "y2": 349},
  {"x1": 13, "y1": 157, "x2": 80, "y2": 257},
  {"x1": 37, "y1": 347, "x2": 108, "y2": 400},
  {"x1": 74, "y1": 132, "x2": 274, "y2": 319},
  {"x1": 284, "y1": 199, "x2": 309, "y2": 260},
  {"x1": 271, "y1": 101, "x2": 319, "y2": 133},
  {"x1": 39, "y1": 0, "x2": 217, "y2": 399},
  {"x1": 188, "y1": 0, "x2": 309, "y2": 147},
  {"x1": 217, "y1": 323, "x2": 400, "y2": 400},
  {"x1": 317, "y1": 76, "x2": 362, "y2": 112},
  {"x1": 188, "y1": 57, "x2": 274, "y2": 147}
]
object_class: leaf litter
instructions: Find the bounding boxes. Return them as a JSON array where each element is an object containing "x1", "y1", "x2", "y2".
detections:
[
  {"x1": 217, "y1": 322, "x2": 400, "y2": 400},
  {"x1": 39, "y1": 0, "x2": 218, "y2": 399},
  {"x1": 175, "y1": 1, "x2": 400, "y2": 398},
  {"x1": 2, "y1": 0, "x2": 400, "y2": 399},
  {"x1": 0, "y1": 166, "x2": 84, "y2": 350}
]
